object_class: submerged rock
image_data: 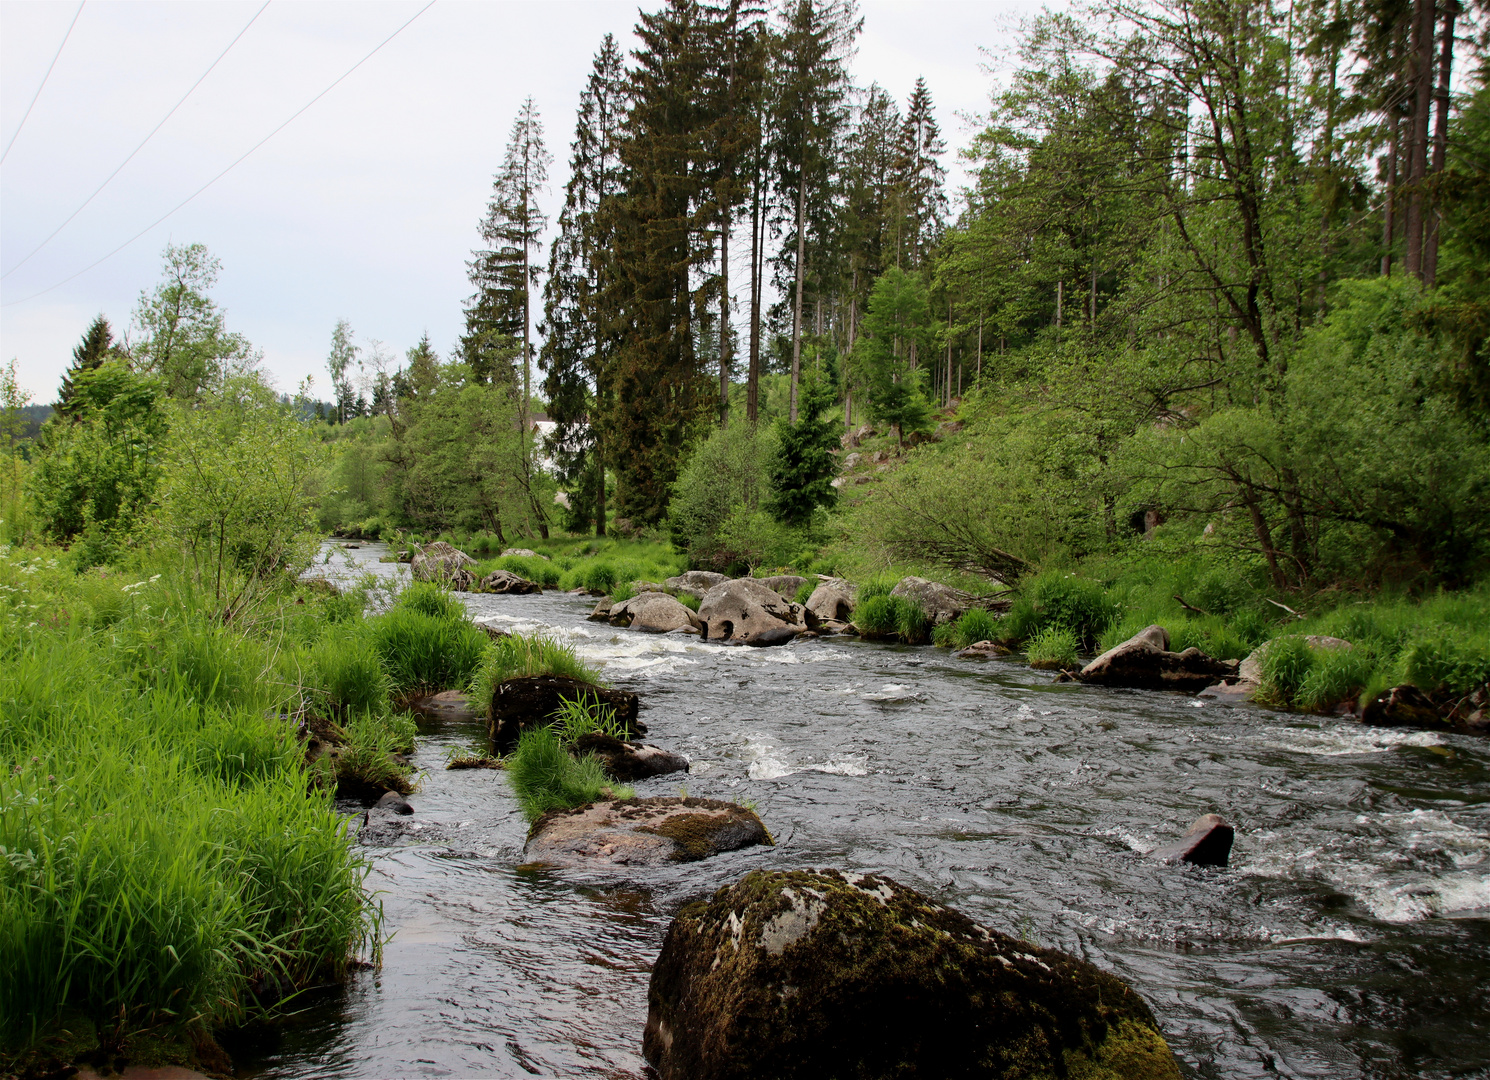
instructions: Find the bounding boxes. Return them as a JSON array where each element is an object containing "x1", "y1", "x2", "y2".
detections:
[
  {"x1": 956, "y1": 639, "x2": 1012, "y2": 659},
  {"x1": 642, "y1": 868, "x2": 1180, "y2": 1080},
  {"x1": 408, "y1": 689, "x2": 481, "y2": 723},
  {"x1": 1362, "y1": 684, "x2": 1442, "y2": 728},
  {"x1": 697, "y1": 578, "x2": 803, "y2": 643},
  {"x1": 609, "y1": 592, "x2": 700, "y2": 634},
  {"x1": 488, "y1": 675, "x2": 643, "y2": 750},
  {"x1": 480, "y1": 568, "x2": 541, "y2": 594},
  {"x1": 1079, "y1": 625, "x2": 1237, "y2": 693},
  {"x1": 573, "y1": 732, "x2": 689, "y2": 781},
  {"x1": 410, "y1": 541, "x2": 477, "y2": 589},
  {"x1": 1149, "y1": 813, "x2": 1234, "y2": 867},
  {"x1": 524, "y1": 796, "x2": 769, "y2": 868},
  {"x1": 888, "y1": 575, "x2": 975, "y2": 625},
  {"x1": 664, "y1": 570, "x2": 729, "y2": 600},
  {"x1": 375, "y1": 790, "x2": 414, "y2": 816}
]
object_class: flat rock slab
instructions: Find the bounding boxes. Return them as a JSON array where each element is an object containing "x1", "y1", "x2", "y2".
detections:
[
  {"x1": 524, "y1": 796, "x2": 771, "y2": 868},
  {"x1": 643, "y1": 868, "x2": 1179, "y2": 1080},
  {"x1": 489, "y1": 675, "x2": 642, "y2": 751},
  {"x1": 955, "y1": 640, "x2": 1012, "y2": 659},
  {"x1": 410, "y1": 689, "x2": 481, "y2": 723},
  {"x1": 1150, "y1": 813, "x2": 1234, "y2": 867}
]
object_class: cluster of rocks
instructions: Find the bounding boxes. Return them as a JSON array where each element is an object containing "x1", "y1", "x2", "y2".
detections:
[{"x1": 409, "y1": 542, "x2": 543, "y2": 594}]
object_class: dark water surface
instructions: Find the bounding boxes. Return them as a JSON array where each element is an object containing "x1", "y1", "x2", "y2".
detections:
[{"x1": 240, "y1": 543, "x2": 1490, "y2": 1079}]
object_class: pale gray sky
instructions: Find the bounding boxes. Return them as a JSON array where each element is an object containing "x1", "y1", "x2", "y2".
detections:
[{"x1": 1, "y1": 0, "x2": 1039, "y2": 403}]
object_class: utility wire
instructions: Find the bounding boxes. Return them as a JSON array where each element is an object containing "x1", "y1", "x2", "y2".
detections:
[
  {"x1": 2, "y1": 0, "x2": 436, "y2": 309},
  {"x1": 2, "y1": 1, "x2": 271, "y2": 280},
  {"x1": 0, "y1": 0, "x2": 85, "y2": 165}
]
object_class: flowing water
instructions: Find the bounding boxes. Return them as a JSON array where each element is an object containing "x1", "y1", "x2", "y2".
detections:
[{"x1": 237, "y1": 542, "x2": 1490, "y2": 1079}]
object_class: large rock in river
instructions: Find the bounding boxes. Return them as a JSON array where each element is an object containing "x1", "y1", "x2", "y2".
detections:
[
  {"x1": 805, "y1": 583, "x2": 853, "y2": 624},
  {"x1": 488, "y1": 675, "x2": 643, "y2": 750},
  {"x1": 754, "y1": 574, "x2": 808, "y2": 600},
  {"x1": 524, "y1": 796, "x2": 770, "y2": 867},
  {"x1": 1079, "y1": 625, "x2": 1237, "y2": 693},
  {"x1": 480, "y1": 568, "x2": 541, "y2": 594},
  {"x1": 410, "y1": 541, "x2": 477, "y2": 589},
  {"x1": 573, "y1": 732, "x2": 689, "y2": 780},
  {"x1": 697, "y1": 578, "x2": 803, "y2": 644},
  {"x1": 643, "y1": 868, "x2": 1180, "y2": 1080},
  {"x1": 664, "y1": 570, "x2": 728, "y2": 600},
  {"x1": 608, "y1": 592, "x2": 700, "y2": 634},
  {"x1": 889, "y1": 575, "x2": 975, "y2": 625}
]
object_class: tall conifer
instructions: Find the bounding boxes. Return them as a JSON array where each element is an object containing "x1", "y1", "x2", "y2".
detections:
[{"x1": 56, "y1": 315, "x2": 117, "y2": 419}]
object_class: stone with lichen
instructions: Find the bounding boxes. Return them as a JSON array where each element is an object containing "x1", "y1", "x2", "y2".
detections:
[
  {"x1": 643, "y1": 868, "x2": 1181, "y2": 1080},
  {"x1": 523, "y1": 796, "x2": 770, "y2": 868}
]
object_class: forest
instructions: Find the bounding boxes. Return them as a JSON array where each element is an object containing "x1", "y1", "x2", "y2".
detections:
[{"x1": 4, "y1": 0, "x2": 1490, "y2": 1072}]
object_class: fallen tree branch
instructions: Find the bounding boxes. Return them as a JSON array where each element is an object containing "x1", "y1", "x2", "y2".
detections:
[
  {"x1": 1265, "y1": 597, "x2": 1305, "y2": 620},
  {"x1": 1173, "y1": 594, "x2": 1210, "y2": 616}
]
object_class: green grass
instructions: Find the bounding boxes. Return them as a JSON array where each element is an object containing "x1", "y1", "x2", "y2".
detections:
[
  {"x1": 551, "y1": 692, "x2": 630, "y2": 743},
  {"x1": 505, "y1": 726, "x2": 633, "y2": 822},
  {"x1": 792, "y1": 580, "x2": 816, "y2": 605},
  {"x1": 1002, "y1": 571, "x2": 1117, "y2": 648},
  {"x1": 0, "y1": 554, "x2": 381, "y2": 1059},
  {"x1": 468, "y1": 633, "x2": 604, "y2": 713},
  {"x1": 932, "y1": 607, "x2": 1002, "y2": 650},
  {"x1": 366, "y1": 606, "x2": 488, "y2": 697},
  {"x1": 1025, "y1": 624, "x2": 1080, "y2": 669},
  {"x1": 850, "y1": 594, "x2": 930, "y2": 644}
]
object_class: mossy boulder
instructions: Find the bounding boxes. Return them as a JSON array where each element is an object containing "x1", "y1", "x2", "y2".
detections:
[
  {"x1": 524, "y1": 796, "x2": 770, "y2": 868},
  {"x1": 643, "y1": 868, "x2": 1180, "y2": 1080}
]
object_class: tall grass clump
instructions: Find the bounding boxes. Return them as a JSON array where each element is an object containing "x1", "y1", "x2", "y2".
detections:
[
  {"x1": 394, "y1": 580, "x2": 468, "y2": 622},
  {"x1": 855, "y1": 573, "x2": 899, "y2": 601},
  {"x1": 505, "y1": 726, "x2": 632, "y2": 821},
  {"x1": 1002, "y1": 571, "x2": 1116, "y2": 647},
  {"x1": 1025, "y1": 625, "x2": 1080, "y2": 669},
  {"x1": 469, "y1": 633, "x2": 603, "y2": 711},
  {"x1": 307, "y1": 627, "x2": 391, "y2": 718},
  {"x1": 367, "y1": 606, "x2": 487, "y2": 697},
  {"x1": 933, "y1": 608, "x2": 1002, "y2": 649},
  {"x1": 850, "y1": 594, "x2": 930, "y2": 644}
]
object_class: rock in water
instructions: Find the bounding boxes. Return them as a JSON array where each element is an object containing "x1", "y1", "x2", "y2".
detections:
[
  {"x1": 500, "y1": 547, "x2": 545, "y2": 559},
  {"x1": 1149, "y1": 814, "x2": 1234, "y2": 867},
  {"x1": 608, "y1": 592, "x2": 700, "y2": 634},
  {"x1": 643, "y1": 868, "x2": 1180, "y2": 1080},
  {"x1": 743, "y1": 625, "x2": 801, "y2": 648},
  {"x1": 1079, "y1": 625, "x2": 1237, "y2": 693},
  {"x1": 664, "y1": 570, "x2": 729, "y2": 600},
  {"x1": 754, "y1": 574, "x2": 808, "y2": 600},
  {"x1": 410, "y1": 541, "x2": 477, "y2": 590},
  {"x1": 956, "y1": 640, "x2": 1012, "y2": 658},
  {"x1": 375, "y1": 790, "x2": 414, "y2": 815},
  {"x1": 408, "y1": 689, "x2": 480, "y2": 723},
  {"x1": 488, "y1": 675, "x2": 642, "y2": 750},
  {"x1": 524, "y1": 796, "x2": 770, "y2": 868},
  {"x1": 888, "y1": 576, "x2": 975, "y2": 625},
  {"x1": 805, "y1": 584, "x2": 853, "y2": 624},
  {"x1": 1362, "y1": 684, "x2": 1442, "y2": 728},
  {"x1": 480, "y1": 569, "x2": 541, "y2": 594},
  {"x1": 573, "y1": 732, "x2": 689, "y2": 781},
  {"x1": 697, "y1": 578, "x2": 803, "y2": 643}
]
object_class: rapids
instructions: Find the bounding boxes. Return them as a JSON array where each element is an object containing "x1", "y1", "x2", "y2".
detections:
[{"x1": 235, "y1": 542, "x2": 1490, "y2": 1078}]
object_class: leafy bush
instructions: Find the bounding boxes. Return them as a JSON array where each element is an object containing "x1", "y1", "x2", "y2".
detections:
[
  {"x1": 505, "y1": 726, "x2": 632, "y2": 821},
  {"x1": 1003, "y1": 571, "x2": 1116, "y2": 647},
  {"x1": 668, "y1": 421, "x2": 780, "y2": 570},
  {"x1": 1025, "y1": 625, "x2": 1079, "y2": 669}
]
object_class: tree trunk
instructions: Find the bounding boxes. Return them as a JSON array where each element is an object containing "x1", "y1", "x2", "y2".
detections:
[
  {"x1": 945, "y1": 295, "x2": 953, "y2": 407},
  {"x1": 1424, "y1": 0, "x2": 1458, "y2": 288},
  {"x1": 1404, "y1": 0, "x2": 1436, "y2": 277},
  {"x1": 976, "y1": 313, "x2": 983, "y2": 380},
  {"x1": 1055, "y1": 279, "x2": 1063, "y2": 329},
  {"x1": 719, "y1": 217, "x2": 731, "y2": 427},
  {"x1": 1382, "y1": 109, "x2": 1399, "y2": 275},
  {"x1": 790, "y1": 170, "x2": 807, "y2": 424},
  {"x1": 595, "y1": 428, "x2": 606, "y2": 537},
  {"x1": 747, "y1": 150, "x2": 762, "y2": 425}
]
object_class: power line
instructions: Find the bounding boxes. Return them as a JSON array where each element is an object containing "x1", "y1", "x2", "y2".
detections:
[
  {"x1": 1, "y1": 1, "x2": 272, "y2": 280},
  {"x1": 0, "y1": 0, "x2": 85, "y2": 165},
  {"x1": 2, "y1": 0, "x2": 436, "y2": 309}
]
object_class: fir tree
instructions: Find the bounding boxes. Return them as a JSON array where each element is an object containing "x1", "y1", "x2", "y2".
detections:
[
  {"x1": 893, "y1": 77, "x2": 947, "y2": 269},
  {"x1": 56, "y1": 315, "x2": 118, "y2": 420}
]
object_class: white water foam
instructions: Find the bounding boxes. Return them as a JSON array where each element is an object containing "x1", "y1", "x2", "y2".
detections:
[
  {"x1": 860, "y1": 683, "x2": 926, "y2": 703},
  {"x1": 741, "y1": 735, "x2": 870, "y2": 779},
  {"x1": 1245, "y1": 808, "x2": 1490, "y2": 922},
  {"x1": 1257, "y1": 723, "x2": 1446, "y2": 757}
]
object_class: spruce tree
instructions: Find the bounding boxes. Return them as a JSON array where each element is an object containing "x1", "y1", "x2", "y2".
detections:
[
  {"x1": 894, "y1": 77, "x2": 947, "y2": 269},
  {"x1": 541, "y1": 35, "x2": 627, "y2": 535},
  {"x1": 56, "y1": 315, "x2": 117, "y2": 419}
]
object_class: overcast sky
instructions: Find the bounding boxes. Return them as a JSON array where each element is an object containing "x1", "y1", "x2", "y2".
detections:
[{"x1": 1, "y1": 0, "x2": 1043, "y2": 403}]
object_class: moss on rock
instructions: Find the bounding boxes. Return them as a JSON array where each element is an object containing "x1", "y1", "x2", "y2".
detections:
[{"x1": 643, "y1": 868, "x2": 1180, "y2": 1080}]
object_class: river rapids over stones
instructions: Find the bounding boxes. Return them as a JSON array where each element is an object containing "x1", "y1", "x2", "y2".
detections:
[{"x1": 234, "y1": 541, "x2": 1490, "y2": 1079}]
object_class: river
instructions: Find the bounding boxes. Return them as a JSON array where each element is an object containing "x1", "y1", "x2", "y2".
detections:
[{"x1": 237, "y1": 541, "x2": 1490, "y2": 1079}]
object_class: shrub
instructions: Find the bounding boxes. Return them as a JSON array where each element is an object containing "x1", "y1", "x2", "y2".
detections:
[
  {"x1": 505, "y1": 726, "x2": 632, "y2": 822},
  {"x1": 937, "y1": 608, "x2": 1001, "y2": 649},
  {"x1": 1003, "y1": 571, "x2": 1116, "y2": 647},
  {"x1": 1026, "y1": 625, "x2": 1079, "y2": 669},
  {"x1": 582, "y1": 562, "x2": 618, "y2": 593}
]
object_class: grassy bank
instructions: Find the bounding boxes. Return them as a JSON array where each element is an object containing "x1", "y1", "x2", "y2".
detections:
[{"x1": 0, "y1": 549, "x2": 492, "y2": 1070}]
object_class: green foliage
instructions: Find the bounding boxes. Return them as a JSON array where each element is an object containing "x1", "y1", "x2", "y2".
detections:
[
  {"x1": 469, "y1": 633, "x2": 602, "y2": 712},
  {"x1": 850, "y1": 268, "x2": 936, "y2": 442},
  {"x1": 308, "y1": 628, "x2": 391, "y2": 719},
  {"x1": 551, "y1": 692, "x2": 630, "y2": 743},
  {"x1": 768, "y1": 373, "x2": 840, "y2": 526},
  {"x1": 792, "y1": 581, "x2": 815, "y2": 605},
  {"x1": 1025, "y1": 625, "x2": 1080, "y2": 669},
  {"x1": 934, "y1": 607, "x2": 1002, "y2": 649},
  {"x1": 669, "y1": 421, "x2": 784, "y2": 571},
  {"x1": 1397, "y1": 632, "x2": 1490, "y2": 696},
  {"x1": 505, "y1": 726, "x2": 631, "y2": 822},
  {"x1": 1003, "y1": 571, "x2": 1116, "y2": 647},
  {"x1": 850, "y1": 594, "x2": 929, "y2": 644},
  {"x1": 1257, "y1": 637, "x2": 1317, "y2": 706},
  {"x1": 1296, "y1": 648, "x2": 1375, "y2": 713},
  {"x1": 129, "y1": 243, "x2": 258, "y2": 400},
  {"x1": 395, "y1": 581, "x2": 468, "y2": 622},
  {"x1": 367, "y1": 607, "x2": 488, "y2": 697},
  {"x1": 855, "y1": 573, "x2": 899, "y2": 601}
]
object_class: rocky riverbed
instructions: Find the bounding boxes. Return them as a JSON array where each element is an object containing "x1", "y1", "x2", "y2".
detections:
[{"x1": 233, "y1": 540, "x2": 1490, "y2": 1079}]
